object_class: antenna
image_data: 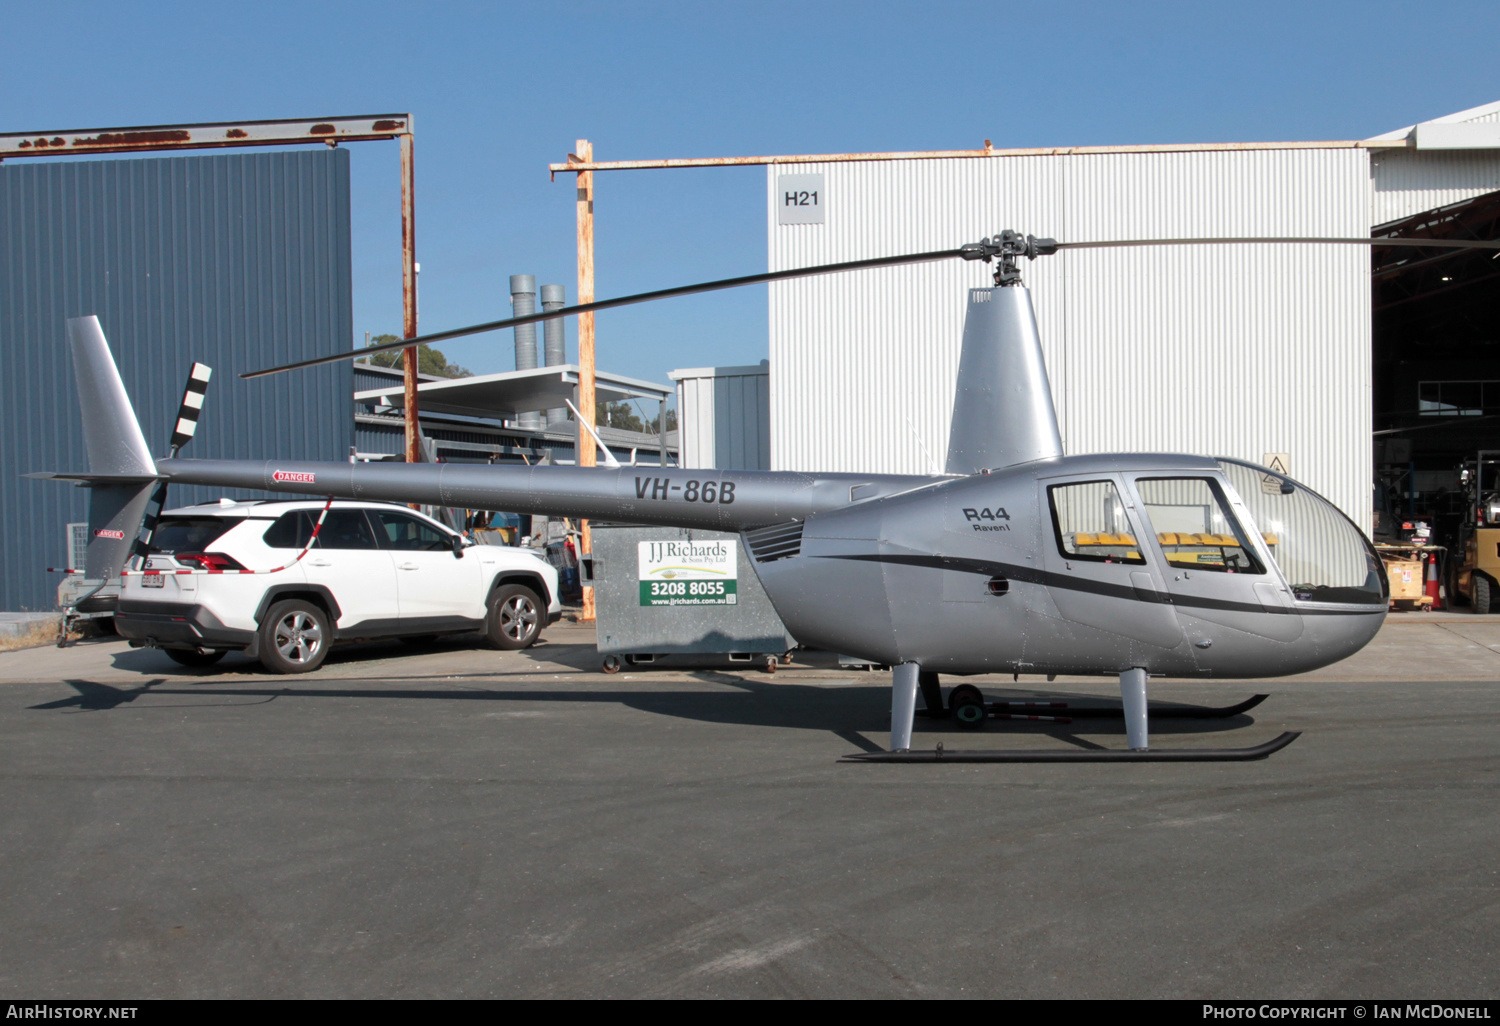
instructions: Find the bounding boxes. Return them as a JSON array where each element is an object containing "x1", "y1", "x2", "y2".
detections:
[
  {"x1": 565, "y1": 399, "x2": 621, "y2": 468},
  {"x1": 905, "y1": 412, "x2": 941, "y2": 476}
]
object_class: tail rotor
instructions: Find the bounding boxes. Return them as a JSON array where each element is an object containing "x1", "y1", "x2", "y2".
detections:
[{"x1": 132, "y1": 362, "x2": 213, "y2": 563}]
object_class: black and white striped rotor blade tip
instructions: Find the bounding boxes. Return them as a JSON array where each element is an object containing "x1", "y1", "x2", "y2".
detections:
[{"x1": 169, "y1": 362, "x2": 212, "y2": 453}]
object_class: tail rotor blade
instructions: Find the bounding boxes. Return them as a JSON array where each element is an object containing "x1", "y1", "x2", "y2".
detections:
[
  {"x1": 134, "y1": 361, "x2": 212, "y2": 565},
  {"x1": 169, "y1": 362, "x2": 212, "y2": 455}
]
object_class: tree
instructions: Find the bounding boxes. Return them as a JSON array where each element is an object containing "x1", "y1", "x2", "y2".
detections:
[
  {"x1": 360, "y1": 335, "x2": 473, "y2": 378},
  {"x1": 562, "y1": 401, "x2": 675, "y2": 435},
  {"x1": 594, "y1": 400, "x2": 645, "y2": 433}
]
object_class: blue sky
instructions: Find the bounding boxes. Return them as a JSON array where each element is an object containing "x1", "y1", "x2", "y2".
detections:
[{"x1": 5, "y1": 0, "x2": 1499, "y2": 386}]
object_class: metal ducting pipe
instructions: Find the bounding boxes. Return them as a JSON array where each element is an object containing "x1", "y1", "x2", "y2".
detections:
[
  {"x1": 540, "y1": 284, "x2": 567, "y2": 428},
  {"x1": 510, "y1": 275, "x2": 541, "y2": 431}
]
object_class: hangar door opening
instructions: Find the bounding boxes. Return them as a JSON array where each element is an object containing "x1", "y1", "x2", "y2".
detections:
[{"x1": 1372, "y1": 190, "x2": 1500, "y2": 552}]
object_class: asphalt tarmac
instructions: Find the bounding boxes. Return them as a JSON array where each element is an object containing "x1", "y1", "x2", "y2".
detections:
[{"x1": 1, "y1": 618, "x2": 1497, "y2": 998}]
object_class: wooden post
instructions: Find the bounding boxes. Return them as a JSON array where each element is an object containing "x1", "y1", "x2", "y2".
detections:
[
  {"x1": 575, "y1": 139, "x2": 596, "y2": 622},
  {"x1": 400, "y1": 131, "x2": 420, "y2": 467}
]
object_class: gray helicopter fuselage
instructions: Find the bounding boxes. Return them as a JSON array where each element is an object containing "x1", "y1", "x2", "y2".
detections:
[
  {"x1": 153, "y1": 449, "x2": 1386, "y2": 680},
  {"x1": 751, "y1": 452, "x2": 1386, "y2": 678}
]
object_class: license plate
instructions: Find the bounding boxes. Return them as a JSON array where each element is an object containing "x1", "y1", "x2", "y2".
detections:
[{"x1": 142, "y1": 575, "x2": 165, "y2": 589}]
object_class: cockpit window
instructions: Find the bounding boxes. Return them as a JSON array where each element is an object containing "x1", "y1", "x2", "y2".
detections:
[
  {"x1": 1134, "y1": 478, "x2": 1264, "y2": 575},
  {"x1": 1048, "y1": 480, "x2": 1146, "y2": 564},
  {"x1": 1216, "y1": 459, "x2": 1387, "y2": 604}
]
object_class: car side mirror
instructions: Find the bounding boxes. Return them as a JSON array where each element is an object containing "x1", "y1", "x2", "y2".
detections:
[{"x1": 451, "y1": 533, "x2": 465, "y2": 558}]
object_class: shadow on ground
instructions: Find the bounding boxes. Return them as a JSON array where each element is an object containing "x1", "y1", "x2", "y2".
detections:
[{"x1": 26, "y1": 671, "x2": 1267, "y2": 754}]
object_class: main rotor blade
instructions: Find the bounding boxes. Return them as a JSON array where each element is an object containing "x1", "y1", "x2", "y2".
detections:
[
  {"x1": 241, "y1": 246, "x2": 964, "y2": 379},
  {"x1": 244, "y1": 233, "x2": 1500, "y2": 380},
  {"x1": 1057, "y1": 236, "x2": 1500, "y2": 251}
]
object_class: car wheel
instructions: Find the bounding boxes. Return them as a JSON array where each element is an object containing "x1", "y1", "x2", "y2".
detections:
[
  {"x1": 486, "y1": 584, "x2": 541, "y2": 650},
  {"x1": 165, "y1": 648, "x2": 226, "y2": 668},
  {"x1": 259, "y1": 599, "x2": 331, "y2": 674},
  {"x1": 1476, "y1": 575, "x2": 1492, "y2": 615}
]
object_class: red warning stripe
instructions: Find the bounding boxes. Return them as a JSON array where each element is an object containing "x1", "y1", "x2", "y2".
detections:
[{"x1": 119, "y1": 497, "x2": 335, "y2": 577}]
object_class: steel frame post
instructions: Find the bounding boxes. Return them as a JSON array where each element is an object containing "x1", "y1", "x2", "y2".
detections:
[
  {"x1": 575, "y1": 139, "x2": 597, "y2": 621},
  {"x1": 400, "y1": 131, "x2": 420, "y2": 469}
]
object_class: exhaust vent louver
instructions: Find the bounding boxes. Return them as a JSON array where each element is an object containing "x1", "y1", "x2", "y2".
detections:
[{"x1": 745, "y1": 520, "x2": 804, "y2": 563}]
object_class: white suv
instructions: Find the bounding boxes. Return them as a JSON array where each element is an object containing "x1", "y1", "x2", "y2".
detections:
[{"x1": 116, "y1": 499, "x2": 562, "y2": 673}]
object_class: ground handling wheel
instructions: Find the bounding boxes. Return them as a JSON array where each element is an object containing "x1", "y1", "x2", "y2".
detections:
[{"x1": 948, "y1": 684, "x2": 987, "y2": 729}]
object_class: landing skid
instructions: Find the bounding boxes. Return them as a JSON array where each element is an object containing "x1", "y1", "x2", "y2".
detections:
[
  {"x1": 1018, "y1": 693, "x2": 1268, "y2": 720},
  {"x1": 840, "y1": 731, "x2": 1301, "y2": 763}
]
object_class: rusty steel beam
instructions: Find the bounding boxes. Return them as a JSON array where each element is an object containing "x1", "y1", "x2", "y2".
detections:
[
  {"x1": 549, "y1": 138, "x2": 1371, "y2": 175},
  {"x1": 1, "y1": 115, "x2": 411, "y2": 159}
]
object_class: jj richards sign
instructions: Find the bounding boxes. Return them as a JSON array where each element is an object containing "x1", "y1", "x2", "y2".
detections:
[{"x1": 637, "y1": 539, "x2": 738, "y2": 606}]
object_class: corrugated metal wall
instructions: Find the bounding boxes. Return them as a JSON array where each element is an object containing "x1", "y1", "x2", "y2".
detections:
[
  {"x1": 1371, "y1": 149, "x2": 1500, "y2": 225},
  {"x1": 0, "y1": 149, "x2": 353, "y2": 610},
  {"x1": 767, "y1": 148, "x2": 1373, "y2": 530},
  {"x1": 670, "y1": 363, "x2": 772, "y2": 470}
]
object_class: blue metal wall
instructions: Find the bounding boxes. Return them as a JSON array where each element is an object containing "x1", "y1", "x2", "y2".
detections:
[{"x1": 0, "y1": 149, "x2": 353, "y2": 610}]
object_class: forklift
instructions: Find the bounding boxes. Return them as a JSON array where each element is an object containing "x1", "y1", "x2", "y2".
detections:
[{"x1": 1450, "y1": 450, "x2": 1500, "y2": 613}]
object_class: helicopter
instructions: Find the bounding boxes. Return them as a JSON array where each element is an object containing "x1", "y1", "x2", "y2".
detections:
[{"x1": 34, "y1": 230, "x2": 1500, "y2": 762}]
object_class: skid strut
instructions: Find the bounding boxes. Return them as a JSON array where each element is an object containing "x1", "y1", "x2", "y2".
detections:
[{"x1": 872, "y1": 662, "x2": 1291, "y2": 763}]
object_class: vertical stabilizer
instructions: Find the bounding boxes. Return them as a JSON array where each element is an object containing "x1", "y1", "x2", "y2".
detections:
[
  {"x1": 63, "y1": 317, "x2": 158, "y2": 587},
  {"x1": 68, "y1": 316, "x2": 156, "y2": 476},
  {"x1": 944, "y1": 286, "x2": 1063, "y2": 474},
  {"x1": 83, "y1": 484, "x2": 156, "y2": 583}
]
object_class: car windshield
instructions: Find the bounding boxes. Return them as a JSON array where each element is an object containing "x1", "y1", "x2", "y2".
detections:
[{"x1": 150, "y1": 516, "x2": 242, "y2": 554}]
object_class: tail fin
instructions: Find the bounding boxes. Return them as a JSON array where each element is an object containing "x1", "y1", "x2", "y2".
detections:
[
  {"x1": 28, "y1": 317, "x2": 159, "y2": 586},
  {"x1": 68, "y1": 316, "x2": 156, "y2": 477},
  {"x1": 945, "y1": 286, "x2": 1063, "y2": 474}
]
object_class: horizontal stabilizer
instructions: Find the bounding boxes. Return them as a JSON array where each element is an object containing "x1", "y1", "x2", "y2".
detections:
[{"x1": 24, "y1": 472, "x2": 165, "y2": 483}]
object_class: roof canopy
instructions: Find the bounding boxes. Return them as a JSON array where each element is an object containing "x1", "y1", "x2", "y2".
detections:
[
  {"x1": 1366, "y1": 99, "x2": 1500, "y2": 148},
  {"x1": 354, "y1": 363, "x2": 671, "y2": 420}
]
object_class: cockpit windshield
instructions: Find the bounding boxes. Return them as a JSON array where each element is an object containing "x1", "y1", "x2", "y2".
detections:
[
  {"x1": 1216, "y1": 460, "x2": 1387, "y2": 605},
  {"x1": 1134, "y1": 478, "x2": 1263, "y2": 574}
]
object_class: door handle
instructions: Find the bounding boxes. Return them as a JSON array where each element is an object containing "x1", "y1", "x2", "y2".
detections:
[
  {"x1": 309, "y1": 559, "x2": 332, "y2": 567},
  {"x1": 1130, "y1": 571, "x2": 1165, "y2": 603},
  {"x1": 398, "y1": 562, "x2": 420, "y2": 570}
]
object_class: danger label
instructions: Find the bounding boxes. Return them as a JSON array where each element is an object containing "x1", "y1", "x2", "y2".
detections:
[
  {"x1": 94, "y1": 529, "x2": 125, "y2": 539},
  {"x1": 272, "y1": 470, "x2": 316, "y2": 484}
]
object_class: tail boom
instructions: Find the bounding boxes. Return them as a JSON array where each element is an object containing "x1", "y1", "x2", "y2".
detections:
[{"x1": 157, "y1": 458, "x2": 939, "y2": 532}]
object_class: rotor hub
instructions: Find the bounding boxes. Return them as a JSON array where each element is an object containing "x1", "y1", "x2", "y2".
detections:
[{"x1": 960, "y1": 230, "x2": 1059, "y2": 286}]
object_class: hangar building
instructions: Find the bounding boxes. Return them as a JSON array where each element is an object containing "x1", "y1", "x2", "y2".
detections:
[
  {"x1": 765, "y1": 100, "x2": 1500, "y2": 537},
  {"x1": 0, "y1": 148, "x2": 353, "y2": 612}
]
